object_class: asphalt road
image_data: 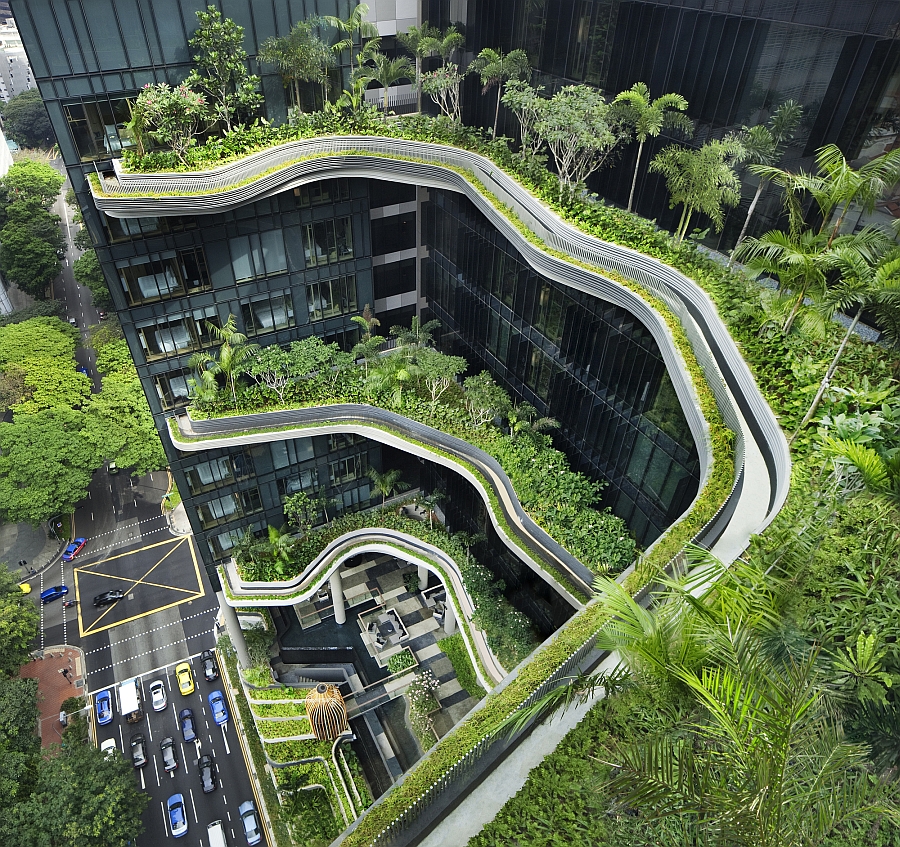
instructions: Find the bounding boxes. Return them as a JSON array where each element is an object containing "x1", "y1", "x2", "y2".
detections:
[{"x1": 94, "y1": 656, "x2": 267, "y2": 847}]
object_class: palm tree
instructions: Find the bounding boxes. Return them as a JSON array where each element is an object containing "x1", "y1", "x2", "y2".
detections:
[
  {"x1": 821, "y1": 436, "x2": 900, "y2": 509},
  {"x1": 790, "y1": 245, "x2": 900, "y2": 441},
  {"x1": 612, "y1": 82, "x2": 693, "y2": 212},
  {"x1": 729, "y1": 100, "x2": 802, "y2": 259},
  {"x1": 420, "y1": 26, "x2": 465, "y2": 67},
  {"x1": 258, "y1": 18, "x2": 334, "y2": 112},
  {"x1": 367, "y1": 466, "x2": 410, "y2": 505},
  {"x1": 322, "y1": 3, "x2": 379, "y2": 80},
  {"x1": 389, "y1": 316, "x2": 441, "y2": 350},
  {"x1": 365, "y1": 53, "x2": 413, "y2": 112},
  {"x1": 506, "y1": 402, "x2": 560, "y2": 441},
  {"x1": 365, "y1": 354, "x2": 420, "y2": 406},
  {"x1": 650, "y1": 137, "x2": 746, "y2": 242},
  {"x1": 416, "y1": 490, "x2": 444, "y2": 529},
  {"x1": 451, "y1": 530, "x2": 486, "y2": 564},
  {"x1": 188, "y1": 314, "x2": 259, "y2": 409},
  {"x1": 397, "y1": 22, "x2": 440, "y2": 109},
  {"x1": 267, "y1": 524, "x2": 295, "y2": 575},
  {"x1": 470, "y1": 47, "x2": 531, "y2": 138},
  {"x1": 754, "y1": 143, "x2": 900, "y2": 246}
]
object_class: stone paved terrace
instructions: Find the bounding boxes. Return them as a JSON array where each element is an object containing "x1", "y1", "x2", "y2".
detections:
[{"x1": 20, "y1": 645, "x2": 86, "y2": 748}]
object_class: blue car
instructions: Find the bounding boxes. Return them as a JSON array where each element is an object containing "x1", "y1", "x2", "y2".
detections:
[
  {"x1": 40, "y1": 585, "x2": 69, "y2": 604},
  {"x1": 96, "y1": 689, "x2": 113, "y2": 726},
  {"x1": 208, "y1": 690, "x2": 228, "y2": 726},
  {"x1": 76, "y1": 365, "x2": 89, "y2": 376},
  {"x1": 167, "y1": 794, "x2": 187, "y2": 838},
  {"x1": 62, "y1": 538, "x2": 87, "y2": 562},
  {"x1": 179, "y1": 708, "x2": 196, "y2": 743}
]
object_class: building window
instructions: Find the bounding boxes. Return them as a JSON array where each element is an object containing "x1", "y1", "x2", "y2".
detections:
[
  {"x1": 154, "y1": 370, "x2": 190, "y2": 410},
  {"x1": 63, "y1": 97, "x2": 135, "y2": 161},
  {"x1": 136, "y1": 306, "x2": 220, "y2": 361},
  {"x1": 230, "y1": 231, "x2": 288, "y2": 281},
  {"x1": 306, "y1": 274, "x2": 357, "y2": 322},
  {"x1": 302, "y1": 218, "x2": 353, "y2": 267},
  {"x1": 277, "y1": 468, "x2": 319, "y2": 496},
  {"x1": 271, "y1": 439, "x2": 315, "y2": 469},
  {"x1": 295, "y1": 178, "x2": 350, "y2": 207},
  {"x1": 117, "y1": 247, "x2": 211, "y2": 305},
  {"x1": 329, "y1": 454, "x2": 363, "y2": 486},
  {"x1": 197, "y1": 489, "x2": 262, "y2": 529},
  {"x1": 185, "y1": 457, "x2": 233, "y2": 495},
  {"x1": 105, "y1": 216, "x2": 161, "y2": 242},
  {"x1": 327, "y1": 432, "x2": 365, "y2": 451},
  {"x1": 240, "y1": 291, "x2": 295, "y2": 336}
]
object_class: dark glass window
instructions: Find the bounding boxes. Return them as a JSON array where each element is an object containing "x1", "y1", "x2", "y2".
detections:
[
  {"x1": 230, "y1": 231, "x2": 288, "y2": 281},
  {"x1": 135, "y1": 306, "x2": 219, "y2": 361},
  {"x1": 116, "y1": 247, "x2": 210, "y2": 305},
  {"x1": 295, "y1": 179, "x2": 351, "y2": 207},
  {"x1": 306, "y1": 274, "x2": 357, "y2": 322},
  {"x1": 371, "y1": 212, "x2": 416, "y2": 255},
  {"x1": 302, "y1": 218, "x2": 354, "y2": 267},
  {"x1": 154, "y1": 369, "x2": 190, "y2": 410},
  {"x1": 240, "y1": 291, "x2": 295, "y2": 336},
  {"x1": 197, "y1": 488, "x2": 263, "y2": 529},
  {"x1": 64, "y1": 97, "x2": 135, "y2": 161},
  {"x1": 271, "y1": 439, "x2": 315, "y2": 469},
  {"x1": 373, "y1": 258, "x2": 416, "y2": 299}
]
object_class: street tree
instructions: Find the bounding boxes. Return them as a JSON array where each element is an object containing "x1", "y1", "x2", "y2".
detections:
[
  {"x1": 0, "y1": 89, "x2": 54, "y2": 148},
  {"x1": 0, "y1": 568, "x2": 39, "y2": 676},
  {"x1": 533, "y1": 85, "x2": 624, "y2": 202},
  {"x1": 0, "y1": 159, "x2": 64, "y2": 210},
  {"x1": 322, "y1": 2, "x2": 380, "y2": 79},
  {"x1": 650, "y1": 137, "x2": 747, "y2": 242},
  {"x1": 729, "y1": 100, "x2": 802, "y2": 257},
  {"x1": 12, "y1": 357, "x2": 92, "y2": 415},
  {"x1": 4, "y1": 738, "x2": 149, "y2": 847},
  {"x1": 470, "y1": 47, "x2": 531, "y2": 138},
  {"x1": 0, "y1": 317, "x2": 76, "y2": 367},
  {"x1": 72, "y1": 250, "x2": 113, "y2": 311},
  {"x1": 185, "y1": 7, "x2": 262, "y2": 131},
  {"x1": 611, "y1": 82, "x2": 693, "y2": 212},
  {"x1": 0, "y1": 407, "x2": 100, "y2": 525},
  {"x1": 0, "y1": 208, "x2": 62, "y2": 299},
  {"x1": 0, "y1": 676, "x2": 39, "y2": 806},
  {"x1": 367, "y1": 466, "x2": 410, "y2": 505},
  {"x1": 258, "y1": 18, "x2": 334, "y2": 112}
]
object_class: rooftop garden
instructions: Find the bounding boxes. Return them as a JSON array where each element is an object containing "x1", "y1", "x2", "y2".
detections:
[{"x1": 119, "y1": 7, "x2": 900, "y2": 845}]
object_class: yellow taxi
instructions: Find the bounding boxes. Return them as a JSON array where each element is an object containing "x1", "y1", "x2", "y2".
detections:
[{"x1": 175, "y1": 662, "x2": 195, "y2": 695}]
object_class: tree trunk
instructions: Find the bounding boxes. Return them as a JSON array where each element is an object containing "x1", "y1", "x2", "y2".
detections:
[
  {"x1": 782, "y1": 290, "x2": 805, "y2": 335},
  {"x1": 293, "y1": 79, "x2": 301, "y2": 112},
  {"x1": 493, "y1": 82, "x2": 502, "y2": 138},
  {"x1": 627, "y1": 139, "x2": 644, "y2": 213},
  {"x1": 789, "y1": 310, "x2": 861, "y2": 444},
  {"x1": 729, "y1": 181, "x2": 766, "y2": 267},
  {"x1": 676, "y1": 205, "x2": 692, "y2": 242}
]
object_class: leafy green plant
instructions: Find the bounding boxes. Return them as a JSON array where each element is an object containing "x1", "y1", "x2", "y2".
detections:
[
  {"x1": 387, "y1": 649, "x2": 416, "y2": 675},
  {"x1": 438, "y1": 633, "x2": 486, "y2": 699}
]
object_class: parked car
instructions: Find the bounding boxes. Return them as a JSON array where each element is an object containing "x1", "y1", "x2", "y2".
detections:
[
  {"x1": 238, "y1": 800, "x2": 261, "y2": 845},
  {"x1": 179, "y1": 708, "x2": 196, "y2": 744},
  {"x1": 62, "y1": 538, "x2": 87, "y2": 562},
  {"x1": 175, "y1": 662, "x2": 194, "y2": 695},
  {"x1": 100, "y1": 737, "x2": 117, "y2": 759},
  {"x1": 208, "y1": 690, "x2": 228, "y2": 726},
  {"x1": 129, "y1": 733, "x2": 147, "y2": 768},
  {"x1": 95, "y1": 689, "x2": 113, "y2": 726},
  {"x1": 39, "y1": 585, "x2": 68, "y2": 604},
  {"x1": 93, "y1": 589, "x2": 125, "y2": 607},
  {"x1": 149, "y1": 680, "x2": 167, "y2": 712},
  {"x1": 200, "y1": 649, "x2": 219, "y2": 682},
  {"x1": 76, "y1": 365, "x2": 89, "y2": 376},
  {"x1": 167, "y1": 794, "x2": 188, "y2": 838},
  {"x1": 198, "y1": 753, "x2": 217, "y2": 793},
  {"x1": 160, "y1": 736, "x2": 178, "y2": 772},
  {"x1": 108, "y1": 462, "x2": 119, "y2": 474}
]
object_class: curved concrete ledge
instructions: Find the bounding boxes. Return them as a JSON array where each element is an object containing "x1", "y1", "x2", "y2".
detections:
[
  {"x1": 218, "y1": 527, "x2": 506, "y2": 688},
  {"x1": 177, "y1": 407, "x2": 594, "y2": 603},
  {"x1": 100, "y1": 135, "x2": 789, "y2": 567}
]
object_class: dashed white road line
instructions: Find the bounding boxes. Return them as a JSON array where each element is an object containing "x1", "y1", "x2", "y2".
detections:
[
  {"x1": 84, "y1": 608, "x2": 216, "y2": 656},
  {"x1": 85, "y1": 629, "x2": 217, "y2": 682},
  {"x1": 77, "y1": 525, "x2": 172, "y2": 563}
]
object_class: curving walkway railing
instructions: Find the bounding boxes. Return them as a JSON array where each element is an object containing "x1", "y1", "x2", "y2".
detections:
[
  {"x1": 177, "y1": 406, "x2": 593, "y2": 604},
  {"x1": 95, "y1": 136, "x2": 790, "y2": 548}
]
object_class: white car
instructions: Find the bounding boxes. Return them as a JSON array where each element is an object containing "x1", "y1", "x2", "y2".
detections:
[
  {"x1": 149, "y1": 680, "x2": 167, "y2": 712},
  {"x1": 100, "y1": 737, "x2": 117, "y2": 759}
]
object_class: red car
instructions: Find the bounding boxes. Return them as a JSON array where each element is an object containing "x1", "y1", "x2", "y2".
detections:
[{"x1": 62, "y1": 538, "x2": 87, "y2": 562}]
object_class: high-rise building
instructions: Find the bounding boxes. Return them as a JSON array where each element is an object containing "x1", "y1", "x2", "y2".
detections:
[{"x1": 0, "y1": 19, "x2": 34, "y2": 101}]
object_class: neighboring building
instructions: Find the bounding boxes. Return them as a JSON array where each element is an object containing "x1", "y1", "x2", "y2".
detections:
[
  {"x1": 465, "y1": 0, "x2": 900, "y2": 249},
  {"x1": 9, "y1": 0, "x2": 895, "y2": 600},
  {"x1": 0, "y1": 19, "x2": 33, "y2": 101}
]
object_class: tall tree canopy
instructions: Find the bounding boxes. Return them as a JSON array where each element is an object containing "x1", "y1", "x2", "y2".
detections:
[{"x1": 0, "y1": 89, "x2": 55, "y2": 149}]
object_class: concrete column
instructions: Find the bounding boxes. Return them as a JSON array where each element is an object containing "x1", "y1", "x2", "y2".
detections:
[
  {"x1": 444, "y1": 600, "x2": 456, "y2": 635},
  {"x1": 330, "y1": 570, "x2": 346, "y2": 625},
  {"x1": 216, "y1": 591, "x2": 251, "y2": 669},
  {"x1": 417, "y1": 563, "x2": 429, "y2": 591}
]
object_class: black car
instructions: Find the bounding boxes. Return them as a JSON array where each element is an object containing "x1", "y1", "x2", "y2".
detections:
[
  {"x1": 130, "y1": 733, "x2": 147, "y2": 768},
  {"x1": 160, "y1": 737, "x2": 178, "y2": 773},
  {"x1": 93, "y1": 590, "x2": 125, "y2": 607},
  {"x1": 198, "y1": 754, "x2": 217, "y2": 794},
  {"x1": 200, "y1": 649, "x2": 219, "y2": 682},
  {"x1": 179, "y1": 708, "x2": 196, "y2": 744}
]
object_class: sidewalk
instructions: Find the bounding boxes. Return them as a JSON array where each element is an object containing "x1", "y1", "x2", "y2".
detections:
[
  {"x1": 19, "y1": 645, "x2": 87, "y2": 748},
  {"x1": 0, "y1": 521, "x2": 63, "y2": 580}
]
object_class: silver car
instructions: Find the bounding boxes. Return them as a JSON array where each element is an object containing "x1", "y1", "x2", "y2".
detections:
[
  {"x1": 238, "y1": 800, "x2": 261, "y2": 845},
  {"x1": 149, "y1": 680, "x2": 167, "y2": 712}
]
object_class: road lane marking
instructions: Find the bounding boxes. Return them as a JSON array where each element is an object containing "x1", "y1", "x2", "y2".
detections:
[
  {"x1": 222, "y1": 726, "x2": 230, "y2": 755},
  {"x1": 189, "y1": 789, "x2": 199, "y2": 824},
  {"x1": 153, "y1": 754, "x2": 160, "y2": 786},
  {"x1": 85, "y1": 641, "x2": 216, "y2": 691},
  {"x1": 84, "y1": 608, "x2": 215, "y2": 656},
  {"x1": 159, "y1": 801, "x2": 167, "y2": 835}
]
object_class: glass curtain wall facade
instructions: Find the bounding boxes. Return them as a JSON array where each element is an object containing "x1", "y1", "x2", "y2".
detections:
[{"x1": 465, "y1": 0, "x2": 900, "y2": 249}]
